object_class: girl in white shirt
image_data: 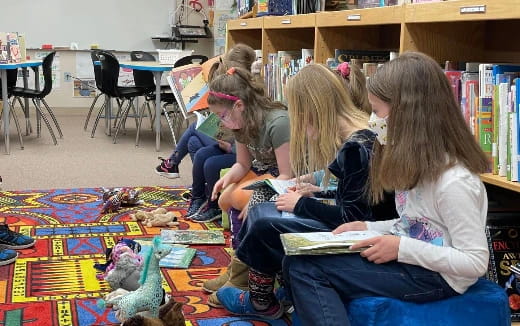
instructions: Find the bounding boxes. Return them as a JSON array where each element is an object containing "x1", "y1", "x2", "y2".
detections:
[{"x1": 283, "y1": 52, "x2": 491, "y2": 326}]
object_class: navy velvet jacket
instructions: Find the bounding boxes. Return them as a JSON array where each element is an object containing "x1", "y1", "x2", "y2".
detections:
[{"x1": 293, "y1": 129, "x2": 398, "y2": 229}]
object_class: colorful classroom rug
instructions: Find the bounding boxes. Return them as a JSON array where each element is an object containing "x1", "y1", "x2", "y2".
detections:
[{"x1": 0, "y1": 186, "x2": 292, "y2": 326}]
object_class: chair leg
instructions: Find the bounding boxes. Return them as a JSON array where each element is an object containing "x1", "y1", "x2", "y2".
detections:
[
  {"x1": 84, "y1": 93, "x2": 102, "y2": 131},
  {"x1": 14, "y1": 96, "x2": 32, "y2": 135},
  {"x1": 113, "y1": 100, "x2": 132, "y2": 144},
  {"x1": 130, "y1": 99, "x2": 139, "y2": 130},
  {"x1": 8, "y1": 101, "x2": 24, "y2": 150},
  {"x1": 146, "y1": 101, "x2": 153, "y2": 129},
  {"x1": 90, "y1": 101, "x2": 106, "y2": 138},
  {"x1": 161, "y1": 103, "x2": 177, "y2": 146},
  {"x1": 113, "y1": 99, "x2": 125, "y2": 128},
  {"x1": 41, "y1": 99, "x2": 63, "y2": 138},
  {"x1": 32, "y1": 98, "x2": 57, "y2": 145}
]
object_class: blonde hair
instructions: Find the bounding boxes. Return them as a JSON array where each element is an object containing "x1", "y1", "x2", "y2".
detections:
[
  {"x1": 286, "y1": 64, "x2": 369, "y2": 184},
  {"x1": 367, "y1": 52, "x2": 489, "y2": 203},
  {"x1": 338, "y1": 64, "x2": 371, "y2": 114},
  {"x1": 208, "y1": 44, "x2": 256, "y2": 81},
  {"x1": 208, "y1": 67, "x2": 286, "y2": 144}
]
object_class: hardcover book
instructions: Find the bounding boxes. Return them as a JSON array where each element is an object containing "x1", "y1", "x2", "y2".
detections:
[
  {"x1": 160, "y1": 229, "x2": 226, "y2": 245},
  {"x1": 280, "y1": 230, "x2": 381, "y2": 255},
  {"x1": 168, "y1": 63, "x2": 208, "y2": 114},
  {"x1": 139, "y1": 241, "x2": 197, "y2": 269},
  {"x1": 195, "y1": 112, "x2": 223, "y2": 140}
]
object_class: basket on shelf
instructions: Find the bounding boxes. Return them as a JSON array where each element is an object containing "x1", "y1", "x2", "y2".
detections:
[{"x1": 157, "y1": 49, "x2": 194, "y2": 65}]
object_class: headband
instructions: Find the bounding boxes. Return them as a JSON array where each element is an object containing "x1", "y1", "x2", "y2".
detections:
[
  {"x1": 337, "y1": 62, "x2": 351, "y2": 78},
  {"x1": 209, "y1": 91, "x2": 240, "y2": 102}
]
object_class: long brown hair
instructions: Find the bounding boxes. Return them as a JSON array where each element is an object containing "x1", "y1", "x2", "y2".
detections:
[
  {"x1": 208, "y1": 44, "x2": 256, "y2": 81},
  {"x1": 208, "y1": 67, "x2": 286, "y2": 144},
  {"x1": 286, "y1": 64, "x2": 369, "y2": 184},
  {"x1": 367, "y1": 52, "x2": 489, "y2": 203}
]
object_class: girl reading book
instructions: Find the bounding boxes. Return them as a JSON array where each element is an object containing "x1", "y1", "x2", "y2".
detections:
[
  {"x1": 284, "y1": 52, "x2": 490, "y2": 325},
  {"x1": 215, "y1": 64, "x2": 397, "y2": 318}
]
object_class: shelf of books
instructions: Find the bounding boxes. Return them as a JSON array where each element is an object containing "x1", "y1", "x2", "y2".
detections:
[{"x1": 481, "y1": 174, "x2": 520, "y2": 193}]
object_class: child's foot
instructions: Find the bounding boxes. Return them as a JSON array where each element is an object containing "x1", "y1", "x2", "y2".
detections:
[
  {"x1": 0, "y1": 245, "x2": 17, "y2": 266},
  {"x1": 191, "y1": 208, "x2": 222, "y2": 223},
  {"x1": 185, "y1": 198, "x2": 207, "y2": 218},
  {"x1": 216, "y1": 287, "x2": 284, "y2": 320},
  {"x1": 0, "y1": 224, "x2": 35, "y2": 249},
  {"x1": 155, "y1": 157, "x2": 180, "y2": 179}
]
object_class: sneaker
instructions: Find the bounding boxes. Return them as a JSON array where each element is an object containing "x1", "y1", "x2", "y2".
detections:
[
  {"x1": 0, "y1": 224, "x2": 35, "y2": 249},
  {"x1": 191, "y1": 208, "x2": 222, "y2": 223},
  {"x1": 185, "y1": 198, "x2": 207, "y2": 218},
  {"x1": 0, "y1": 246, "x2": 17, "y2": 266},
  {"x1": 216, "y1": 287, "x2": 284, "y2": 320},
  {"x1": 155, "y1": 157, "x2": 180, "y2": 179}
]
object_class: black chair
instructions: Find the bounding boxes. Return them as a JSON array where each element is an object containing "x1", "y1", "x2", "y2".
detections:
[
  {"x1": 83, "y1": 49, "x2": 109, "y2": 131},
  {"x1": 0, "y1": 68, "x2": 24, "y2": 149},
  {"x1": 174, "y1": 55, "x2": 209, "y2": 67},
  {"x1": 11, "y1": 51, "x2": 61, "y2": 145},
  {"x1": 90, "y1": 50, "x2": 152, "y2": 143}
]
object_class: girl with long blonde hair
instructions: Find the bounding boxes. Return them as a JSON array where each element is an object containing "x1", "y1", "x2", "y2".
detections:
[{"x1": 216, "y1": 64, "x2": 397, "y2": 319}]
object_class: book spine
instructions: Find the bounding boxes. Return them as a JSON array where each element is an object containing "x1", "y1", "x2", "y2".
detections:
[{"x1": 479, "y1": 64, "x2": 494, "y2": 172}]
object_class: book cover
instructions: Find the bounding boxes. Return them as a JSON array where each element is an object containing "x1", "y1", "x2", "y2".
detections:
[
  {"x1": 301, "y1": 48, "x2": 314, "y2": 68},
  {"x1": 280, "y1": 230, "x2": 381, "y2": 255},
  {"x1": 139, "y1": 241, "x2": 197, "y2": 269},
  {"x1": 170, "y1": 63, "x2": 202, "y2": 92},
  {"x1": 181, "y1": 71, "x2": 209, "y2": 113},
  {"x1": 0, "y1": 32, "x2": 8, "y2": 64},
  {"x1": 516, "y1": 78, "x2": 520, "y2": 181},
  {"x1": 7, "y1": 32, "x2": 21, "y2": 63},
  {"x1": 486, "y1": 224, "x2": 520, "y2": 321},
  {"x1": 160, "y1": 229, "x2": 226, "y2": 244},
  {"x1": 444, "y1": 70, "x2": 463, "y2": 103},
  {"x1": 242, "y1": 179, "x2": 296, "y2": 194},
  {"x1": 195, "y1": 112, "x2": 222, "y2": 140}
]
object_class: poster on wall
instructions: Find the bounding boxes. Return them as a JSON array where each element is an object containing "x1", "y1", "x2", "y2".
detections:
[
  {"x1": 73, "y1": 79, "x2": 96, "y2": 97},
  {"x1": 76, "y1": 52, "x2": 95, "y2": 79},
  {"x1": 213, "y1": 10, "x2": 237, "y2": 55}
]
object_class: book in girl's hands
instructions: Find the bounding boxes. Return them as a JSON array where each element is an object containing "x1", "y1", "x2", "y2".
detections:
[
  {"x1": 168, "y1": 63, "x2": 209, "y2": 114},
  {"x1": 242, "y1": 179, "x2": 296, "y2": 194},
  {"x1": 280, "y1": 230, "x2": 381, "y2": 255},
  {"x1": 160, "y1": 229, "x2": 226, "y2": 244},
  {"x1": 195, "y1": 112, "x2": 222, "y2": 140}
]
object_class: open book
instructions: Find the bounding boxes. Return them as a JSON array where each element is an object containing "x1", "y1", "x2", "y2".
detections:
[
  {"x1": 139, "y1": 241, "x2": 197, "y2": 269},
  {"x1": 160, "y1": 229, "x2": 226, "y2": 245},
  {"x1": 168, "y1": 63, "x2": 209, "y2": 116},
  {"x1": 195, "y1": 111, "x2": 222, "y2": 140},
  {"x1": 280, "y1": 230, "x2": 381, "y2": 255},
  {"x1": 242, "y1": 179, "x2": 296, "y2": 194}
]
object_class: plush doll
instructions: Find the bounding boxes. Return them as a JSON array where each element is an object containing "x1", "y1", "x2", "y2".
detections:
[
  {"x1": 130, "y1": 208, "x2": 178, "y2": 228},
  {"x1": 121, "y1": 297, "x2": 185, "y2": 326},
  {"x1": 101, "y1": 187, "x2": 142, "y2": 214},
  {"x1": 103, "y1": 242, "x2": 144, "y2": 291}
]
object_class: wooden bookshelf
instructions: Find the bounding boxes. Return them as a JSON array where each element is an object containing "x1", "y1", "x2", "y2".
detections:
[{"x1": 225, "y1": 0, "x2": 520, "y2": 195}]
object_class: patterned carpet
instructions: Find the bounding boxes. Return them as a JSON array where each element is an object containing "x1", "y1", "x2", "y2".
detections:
[{"x1": 0, "y1": 186, "x2": 291, "y2": 326}]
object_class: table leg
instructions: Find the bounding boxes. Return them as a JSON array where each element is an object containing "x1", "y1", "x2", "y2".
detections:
[
  {"x1": 1, "y1": 70, "x2": 10, "y2": 154},
  {"x1": 22, "y1": 67, "x2": 31, "y2": 135},
  {"x1": 153, "y1": 71, "x2": 162, "y2": 152}
]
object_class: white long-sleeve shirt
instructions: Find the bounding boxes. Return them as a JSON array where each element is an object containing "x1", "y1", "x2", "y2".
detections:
[{"x1": 367, "y1": 164, "x2": 489, "y2": 294}]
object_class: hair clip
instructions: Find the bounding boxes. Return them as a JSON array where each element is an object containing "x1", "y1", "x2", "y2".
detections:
[
  {"x1": 209, "y1": 91, "x2": 240, "y2": 102},
  {"x1": 227, "y1": 67, "x2": 236, "y2": 75},
  {"x1": 337, "y1": 62, "x2": 350, "y2": 78}
]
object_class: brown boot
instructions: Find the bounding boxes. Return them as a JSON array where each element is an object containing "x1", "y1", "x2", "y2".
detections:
[
  {"x1": 203, "y1": 267, "x2": 230, "y2": 293},
  {"x1": 207, "y1": 256, "x2": 249, "y2": 308}
]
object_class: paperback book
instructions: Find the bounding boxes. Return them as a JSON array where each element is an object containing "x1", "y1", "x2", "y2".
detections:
[
  {"x1": 160, "y1": 229, "x2": 226, "y2": 245},
  {"x1": 168, "y1": 63, "x2": 209, "y2": 114},
  {"x1": 195, "y1": 111, "x2": 223, "y2": 140},
  {"x1": 139, "y1": 241, "x2": 197, "y2": 269},
  {"x1": 280, "y1": 230, "x2": 381, "y2": 255},
  {"x1": 242, "y1": 179, "x2": 296, "y2": 194}
]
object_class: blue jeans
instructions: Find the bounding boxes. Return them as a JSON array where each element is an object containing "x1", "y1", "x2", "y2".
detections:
[
  {"x1": 168, "y1": 122, "x2": 216, "y2": 164},
  {"x1": 236, "y1": 202, "x2": 331, "y2": 275},
  {"x1": 283, "y1": 254, "x2": 459, "y2": 326},
  {"x1": 191, "y1": 144, "x2": 235, "y2": 208}
]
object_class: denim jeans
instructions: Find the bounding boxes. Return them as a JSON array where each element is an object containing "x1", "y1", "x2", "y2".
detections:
[
  {"x1": 191, "y1": 144, "x2": 235, "y2": 208},
  {"x1": 168, "y1": 122, "x2": 216, "y2": 164},
  {"x1": 283, "y1": 254, "x2": 459, "y2": 326},
  {"x1": 235, "y1": 202, "x2": 331, "y2": 275}
]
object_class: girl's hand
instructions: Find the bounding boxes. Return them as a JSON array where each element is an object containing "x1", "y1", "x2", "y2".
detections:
[
  {"x1": 211, "y1": 176, "x2": 232, "y2": 201},
  {"x1": 217, "y1": 140, "x2": 233, "y2": 153},
  {"x1": 350, "y1": 235, "x2": 400, "y2": 264},
  {"x1": 332, "y1": 221, "x2": 367, "y2": 234},
  {"x1": 275, "y1": 192, "x2": 302, "y2": 213},
  {"x1": 295, "y1": 182, "x2": 321, "y2": 197}
]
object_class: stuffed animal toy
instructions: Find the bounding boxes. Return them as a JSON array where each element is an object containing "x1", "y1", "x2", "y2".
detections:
[
  {"x1": 121, "y1": 297, "x2": 185, "y2": 326},
  {"x1": 130, "y1": 208, "x2": 179, "y2": 228},
  {"x1": 100, "y1": 242, "x2": 144, "y2": 291},
  {"x1": 103, "y1": 288, "x2": 130, "y2": 308},
  {"x1": 101, "y1": 187, "x2": 142, "y2": 214},
  {"x1": 99, "y1": 236, "x2": 172, "y2": 322}
]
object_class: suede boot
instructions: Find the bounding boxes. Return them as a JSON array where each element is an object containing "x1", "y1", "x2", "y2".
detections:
[{"x1": 207, "y1": 255, "x2": 249, "y2": 308}]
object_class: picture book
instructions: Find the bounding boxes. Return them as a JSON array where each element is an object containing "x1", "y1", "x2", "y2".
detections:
[
  {"x1": 242, "y1": 179, "x2": 296, "y2": 194},
  {"x1": 160, "y1": 229, "x2": 226, "y2": 245},
  {"x1": 169, "y1": 64, "x2": 209, "y2": 114},
  {"x1": 0, "y1": 32, "x2": 8, "y2": 64},
  {"x1": 138, "y1": 240, "x2": 197, "y2": 269},
  {"x1": 486, "y1": 223, "x2": 520, "y2": 320},
  {"x1": 7, "y1": 33, "x2": 21, "y2": 63},
  {"x1": 195, "y1": 112, "x2": 222, "y2": 140},
  {"x1": 280, "y1": 230, "x2": 381, "y2": 255}
]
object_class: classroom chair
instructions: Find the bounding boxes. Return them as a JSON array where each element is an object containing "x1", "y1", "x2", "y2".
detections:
[
  {"x1": 83, "y1": 49, "x2": 111, "y2": 131},
  {"x1": 291, "y1": 278, "x2": 510, "y2": 326},
  {"x1": 11, "y1": 51, "x2": 61, "y2": 145},
  {"x1": 0, "y1": 68, "x2": 25, "y2": 149}
]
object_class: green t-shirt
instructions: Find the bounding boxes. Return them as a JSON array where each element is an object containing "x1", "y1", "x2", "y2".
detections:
[{"x1": 246, "y1": 109, "x2": 290, "y2": 173}]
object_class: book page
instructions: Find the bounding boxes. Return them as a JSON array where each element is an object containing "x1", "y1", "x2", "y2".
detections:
[
  {"x1": 266, "y1": 179, "x2": 296, "y2": 194},
  {"x1": 299, "y1": 231, "x2": 381, "y2": 243}
]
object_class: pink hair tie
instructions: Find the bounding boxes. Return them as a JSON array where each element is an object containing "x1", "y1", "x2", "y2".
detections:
[
  {"x1": 209, "y1": 91, "x2": 240, "y2": 102},
  {"x1": 337, "y1": 62, "x2": 350, "y2": 78}
]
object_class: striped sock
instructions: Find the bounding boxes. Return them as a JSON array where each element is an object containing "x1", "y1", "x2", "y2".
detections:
[{"x1": 249, "y1": 268, "x2": 276, "y2": 311}]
